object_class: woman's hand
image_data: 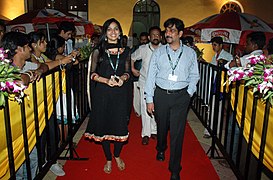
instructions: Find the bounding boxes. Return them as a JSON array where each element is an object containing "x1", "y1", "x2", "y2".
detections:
[
  {"x1": 61, "y1": 56, "x2": 73, "y2": 65},
  {"x1": 32, "y1": 69, "x2": 43, "y2": 81},
  {"x1": 107, "y1": 76, "x2": 119, "y2": 87}
]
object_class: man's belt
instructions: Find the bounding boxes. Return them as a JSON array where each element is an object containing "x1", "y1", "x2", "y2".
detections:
[{"x1": 156, "y1": 85, "x2": 187, "y2": 94}]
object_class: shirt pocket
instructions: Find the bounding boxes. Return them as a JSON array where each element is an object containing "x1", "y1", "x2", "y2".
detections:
[{"x1": 178, "y1": 60, "x2": 192, "y2": 80}]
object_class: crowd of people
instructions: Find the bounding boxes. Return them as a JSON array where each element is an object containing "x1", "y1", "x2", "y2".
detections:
[
  {"x1": 0, "y1": 20, "x2": 80, "y2": 178},
  {"x1": 1, "y1": 13, "x2": 273, "y2": 180}
]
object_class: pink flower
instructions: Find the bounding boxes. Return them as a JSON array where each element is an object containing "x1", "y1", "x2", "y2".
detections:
[
  {"x1": 5, "y1": 81, "x2": 15, "y2": 89},
  {"x1": 259, "y1": 54, "x2": 267, "y2": 61}
]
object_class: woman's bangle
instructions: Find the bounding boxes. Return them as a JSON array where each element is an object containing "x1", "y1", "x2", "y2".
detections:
[
  {"x1": 22, "y1": 71, "x2": 33, "y2": 81},
  {"x1": 96, "y1": 76, "x2": 101, "y2": 82},
  {"x1": 91, "y1": 73, "x2": 98, "y2": 80},
  {"x1": 122, "y1": 73, "x2": 130, "y2": 82},
  {"x1": 92, "y1": 74, "x2": 101, "y2": 82}
]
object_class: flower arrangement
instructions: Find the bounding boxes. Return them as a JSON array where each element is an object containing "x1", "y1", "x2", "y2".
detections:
[
  {"x1": 79, "y1": 43, "x2": 94, "y2": 60},
  {"x1": 226, "y1": 54, "x2": 273, "y2": 105},
  {"x1": 0, "y1": 48, "x2": 27, "y2": 107}
]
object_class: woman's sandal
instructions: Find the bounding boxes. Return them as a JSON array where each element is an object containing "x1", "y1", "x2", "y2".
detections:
[
  {"x1": 103, "y1": 161, "x2": 112, "y2": 174},
  {"x1": 114, "y1": 157, "x2": 125, "y2": 171}
]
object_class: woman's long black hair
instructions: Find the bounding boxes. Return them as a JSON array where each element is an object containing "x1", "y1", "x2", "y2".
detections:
[
  {"x1": 97, "y1": 18, "x2": 124, "y2": 57},
  {"x1": 28, "y1": 31, "x2": 46, "y2": 47}
]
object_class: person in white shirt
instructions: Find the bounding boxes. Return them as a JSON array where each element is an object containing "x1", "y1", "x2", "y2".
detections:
[
  {"x1": 210, "y1": 36, "x2": 233, "y2": 66},
  {"x1": 131, "y1": 32, "x2": 149, "y2": 117},
  {"x1": 131, "y1": 26, "x2": 162, "y2": 145},
  {"x1": 57, "y1": 21, "x2": 76, "y2": 55},
  {"x1": 225, "y1": 31, "x2": 266, "y2": 69}
]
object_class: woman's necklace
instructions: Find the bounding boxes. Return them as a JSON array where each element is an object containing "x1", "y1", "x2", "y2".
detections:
[
  {"x1": 32, "y1": 53, "x2": 45, "y2": 63},
  {"x1": 107, "y1": 48, "x2": 120, "y2": 76}
]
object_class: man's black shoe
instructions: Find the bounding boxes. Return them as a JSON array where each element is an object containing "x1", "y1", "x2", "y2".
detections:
[
  {"x1": 170, "y1": 173, "x2": 180, "y2": 180},
  {"x1": 142, "y1": 136, "x2": 149, "y2": 145},
  {"x1": 156, "y1": 151, "x2": 165, "y2": 161}
]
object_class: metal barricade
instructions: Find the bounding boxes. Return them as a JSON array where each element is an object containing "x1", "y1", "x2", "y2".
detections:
[
  {"x1": 191, "y1": 61, "x2": 273, "y2": 180},
  {"x1": 1, "y1": 60, "x2": 89, "y2": 180}
]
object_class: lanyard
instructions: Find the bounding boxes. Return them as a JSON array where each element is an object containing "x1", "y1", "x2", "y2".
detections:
[
  {"x1": 166, "y1": 45, "x2": 183, "y2": 75},
  {"x1": 107, "y1": 48, "x2": 120, "y2": 75}
]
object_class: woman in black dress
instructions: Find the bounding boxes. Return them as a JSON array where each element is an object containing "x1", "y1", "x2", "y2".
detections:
[{"x1": 85, "y1": 18, "x2": 130, "y2": 174}]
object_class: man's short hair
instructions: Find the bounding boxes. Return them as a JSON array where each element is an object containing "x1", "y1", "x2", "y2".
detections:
[
  {"x1": 247, "y1": 31, "x2": 266, "y2": 49},
  {"x1": 2, "y1": 32, "x2": 29, "y2": 58},
  {"x1": 211, "y1": 36, "x2": 223, "y2": 45},
  {"x1": 149, "y1": 26, "x2": 161, "y2": 35},
  {"x1": 123, "y1": 35, "x2": 128, "y2": 40},
  {"x1": 58, "y1": 21, "x2": 76, "y2": 33},
  {"x1": 139, "y1": 32, "x2": 149, "y2": 38},
  {"x1": 164, "y1": 18, "x2": 184, "y2": 32}
]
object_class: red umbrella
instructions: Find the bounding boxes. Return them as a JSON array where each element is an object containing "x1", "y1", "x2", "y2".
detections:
[
  {"x1": 186, "y1": 12, "x2": 273, "y2": 45},
  {"x1": 6, "y1": 8, "x2": 94, "y2": 37},
  {"x1": 185, "y1": 14, "x2": 218, "y2": 37}
]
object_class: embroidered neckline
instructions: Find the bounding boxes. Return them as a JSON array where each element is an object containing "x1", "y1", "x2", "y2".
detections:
[{"x1": 32, "y1": 53, "x2": 45, "y2": 62}]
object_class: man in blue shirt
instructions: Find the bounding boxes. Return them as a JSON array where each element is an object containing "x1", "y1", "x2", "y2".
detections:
[{"x1": 145, "y1": 18, "x2": 199, "y2": 180}]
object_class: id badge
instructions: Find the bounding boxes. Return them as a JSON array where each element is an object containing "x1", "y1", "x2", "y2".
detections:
[{"x1": 168, "y1": 74, "x2": 178, "y2": 82}]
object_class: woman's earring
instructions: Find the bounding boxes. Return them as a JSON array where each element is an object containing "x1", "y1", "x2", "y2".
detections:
[
  {"x1": 118, "y1": 35, "x2": 121, "y2": 39},
  {"x1": 105, "y1": 37, "x2": 108, "y2": 41}
]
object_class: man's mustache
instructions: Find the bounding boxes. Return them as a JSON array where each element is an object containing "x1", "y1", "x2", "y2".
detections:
[{"x1": 166, "y1": 36, "x2": 172, "y2": 39}]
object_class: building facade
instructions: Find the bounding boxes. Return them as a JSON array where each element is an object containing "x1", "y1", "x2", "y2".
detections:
[
  {"x1": 88, "y1": 0, "x2": 273, "y2": 36},
  {"x1": 1, "y1": 0, "x2": 273, "y2": 34}
]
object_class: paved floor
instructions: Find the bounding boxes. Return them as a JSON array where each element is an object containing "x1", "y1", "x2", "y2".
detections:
[
  {"x1": 44, "y1": 109, "x2": 236, "y2": 180},
  {"x1": 187, "y1": 110, "x2": 236, "y2": 180}
]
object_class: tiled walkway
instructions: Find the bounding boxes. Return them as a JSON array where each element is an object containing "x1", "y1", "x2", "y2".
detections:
[{"x1": 44, "y1": 109, "x2": 236, "y2": 180}]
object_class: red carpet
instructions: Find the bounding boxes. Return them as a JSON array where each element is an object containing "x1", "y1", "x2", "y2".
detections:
[{"x1": 57, "y1": 114, "x2": 219, "y2": 180}]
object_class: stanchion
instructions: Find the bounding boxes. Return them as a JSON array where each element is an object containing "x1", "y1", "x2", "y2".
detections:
[{"x1": 58, "y1": 64, "x2": 88, "y2": 161}]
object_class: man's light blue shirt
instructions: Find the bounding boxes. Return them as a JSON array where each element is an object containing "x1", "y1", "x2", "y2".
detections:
[{"x1": 144, "y1": 41, "x2": 200, "y2": 103}]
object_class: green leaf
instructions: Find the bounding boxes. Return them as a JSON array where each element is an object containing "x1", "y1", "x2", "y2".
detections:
[
  {"x1": 0, "y1": 92, "x2": 5, "y2": 107},
  {"x1": 264, "y1": 91, "x2": 273, "y2": 99},
  {"x1": 245, "y1": 79, "x2": 256, "y2": 86}
]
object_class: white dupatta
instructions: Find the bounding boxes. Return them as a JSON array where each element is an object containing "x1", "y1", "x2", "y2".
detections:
[{"x1": 87, "y1": 52, "x2": 93, "y2": 110}]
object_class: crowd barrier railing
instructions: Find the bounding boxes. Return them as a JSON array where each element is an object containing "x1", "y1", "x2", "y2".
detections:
[
  {"x1": 191, "y1": 61, "x2": 273, "y2": 180},
  {"x1": 0, "y1": 59, "x2": 90, "y2": 180}
]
